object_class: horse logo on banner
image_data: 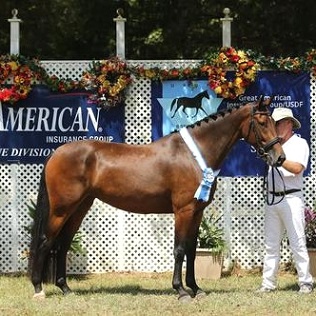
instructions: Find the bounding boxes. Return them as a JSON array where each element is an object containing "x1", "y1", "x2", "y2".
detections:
[
  {"x1": 170, "y1": 90, "x2": 210, "y2": 118},
  {"x1": 157, "y1": 80, "x2": 222, "y2": 135}
]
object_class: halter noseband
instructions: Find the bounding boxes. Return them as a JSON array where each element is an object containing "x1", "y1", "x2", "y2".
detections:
[
  {"x1": 246, "y1": 105, "x2": 285, "y2": 206},
  {"x1": 246, "y1": 106, "x2": 281, "y2": 159}
]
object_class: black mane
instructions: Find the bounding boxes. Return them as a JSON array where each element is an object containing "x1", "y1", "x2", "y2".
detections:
[
  {"x1": 188, "y1": 103, "x2": 243, "y2": 128},
  {"x1": 170, "y1": 102, "x2": 250, "y2": 134}
]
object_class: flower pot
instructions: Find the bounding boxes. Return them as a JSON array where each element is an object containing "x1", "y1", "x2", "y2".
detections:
[
  {"x1": 195, "y1": 248, "x2": 223, "y2": 280},
  {"x1": 308, "y1": 248, "x2": 316, "y2": 277}
]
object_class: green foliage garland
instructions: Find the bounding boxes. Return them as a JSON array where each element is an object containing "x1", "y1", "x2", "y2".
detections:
[{"x1": 1, "y1": 48, "x2": 316, "y2": 106}]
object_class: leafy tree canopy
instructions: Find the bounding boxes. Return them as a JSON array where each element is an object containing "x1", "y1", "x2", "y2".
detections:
[{"x1": 0, "y1": 0, "x2": 315, "y2": 59}]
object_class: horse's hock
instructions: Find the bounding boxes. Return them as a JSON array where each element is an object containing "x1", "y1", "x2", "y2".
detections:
[{"x1": 0, "y1": 60, "x2": 316, "y2": 274}]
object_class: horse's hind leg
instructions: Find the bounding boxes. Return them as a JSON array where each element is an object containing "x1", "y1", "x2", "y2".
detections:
[
  {"x1": 55, "y1": 198, "x2": 94, "y2": 295},
  {"x1": 31, "y1": 236, "x2": 55, "y2": 298},
  {"x1": 31, "y1": 205, "x2": 79, "y2": 298}
]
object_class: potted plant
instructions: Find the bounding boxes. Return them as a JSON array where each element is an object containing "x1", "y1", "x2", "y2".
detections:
[
  {"x1": 304, "y1": 206, "x2": 316, "y2": 277},
  {"x1": 195, "y1": 211, "x2": 227, "y2": 280}
]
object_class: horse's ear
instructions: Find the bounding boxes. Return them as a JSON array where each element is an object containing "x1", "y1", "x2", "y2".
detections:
[{"x1": 258, "y1": 95, "x2": 273, "y2": 111}]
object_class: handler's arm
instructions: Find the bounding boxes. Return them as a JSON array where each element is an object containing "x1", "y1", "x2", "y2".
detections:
[{"x1": 281, "y1": 159, "x2": 304, "y2": 175}]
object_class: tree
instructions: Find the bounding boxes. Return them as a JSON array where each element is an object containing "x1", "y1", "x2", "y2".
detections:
[{"x1": 0, "y1": 0, "x2": 315, "y2": 59}]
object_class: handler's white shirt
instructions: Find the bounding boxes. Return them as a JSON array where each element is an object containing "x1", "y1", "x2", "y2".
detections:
[{"x1": 267, "y1": 134, "x2": 309, "y2": 192}]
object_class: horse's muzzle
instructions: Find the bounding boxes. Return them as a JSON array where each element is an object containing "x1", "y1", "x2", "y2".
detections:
[
  {"x1": 262, "y1": 137, "x2": 285, "y2": 167},
  {"x1": 275, "y1": 153, "x2": 286, "y2": 167},
  {"x1": 259, "y1": 149, "x2": 285, "y2": 167}
]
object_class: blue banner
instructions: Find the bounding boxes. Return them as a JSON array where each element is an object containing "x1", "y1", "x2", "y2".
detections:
[
  {"x1": 0, "y1": 85, "x2": 125, "y2": 163},
  {"x1": 151, "y1": 71, "x2": 311, "y2": 176}
]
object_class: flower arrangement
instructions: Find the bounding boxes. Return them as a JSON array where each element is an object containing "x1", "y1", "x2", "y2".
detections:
[
  {"x1": 135, "y1": 65, "x2": 202, "y2": 81},
  {"x1": 305, "y1": 206, "x2": 316, "y2": 249},
  {"x1": 0, "y1": 55, "x2": 42, "y2": 103},
  {"x1": 200, "y1": 47, "x2": 259, "y2": 99},
  {"x1": 1, "y1": 48, "x2": 316, "y2": 106},
  {"x1": 306, "y1": 49, "x2": 316, "y2": 75},
  {"x1": 81, "y1": 57, "x2": 132, "y2": 107}
]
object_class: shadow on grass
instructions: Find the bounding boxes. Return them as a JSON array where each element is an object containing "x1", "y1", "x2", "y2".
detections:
[
  {"x1": 42, "y1": 275, "x2": 175, "y2": 297},
  {"x1": 279, "y1": 283, "x2": 299, "y2": 292},
  {"x1": 45, "y1": 273, "x2": 255, "y2": 297},
  {"x1": 46, "y1": 283, "x2": 241, "y2": 297},
  {"x1": 72, "y1": 284, "x2": 176, "y2": 296}
]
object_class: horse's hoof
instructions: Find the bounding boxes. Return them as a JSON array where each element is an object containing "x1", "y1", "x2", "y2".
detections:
[
  {"x1": 195, "y1": 290, "x2": 207, "y2": 300},
  {"x1": 33, "y1": 290, "x2": 46, "y2": 299},
  {"x1": 178, "y1": 294, "x2": 193, "y2": 303}
]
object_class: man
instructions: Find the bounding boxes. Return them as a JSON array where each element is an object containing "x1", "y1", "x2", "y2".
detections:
[{"x1": 257, "y1": 107, "x2": 313, "y2": 294}]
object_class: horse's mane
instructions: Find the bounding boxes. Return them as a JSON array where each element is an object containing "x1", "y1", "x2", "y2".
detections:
[
  {"x1": 169, "y1": 102, "x2": 253, "y2": 134},
  {"x1": 187, "y1": 103, "x2": 244, "y2": 129}
]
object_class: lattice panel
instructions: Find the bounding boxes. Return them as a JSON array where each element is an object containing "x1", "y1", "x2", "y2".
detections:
[
  {"x1": 124, "y1": 77, "x2": 152, "y2": 145},
  {"x1": 40, "y1": 60, "x2": 92, "y2": 81},
  {"x1": 0, "y1": 164, "x2": 15, "y2": 272},
  {"x1": 0, "y1": 61, "x2": 315, "y2": 274}
]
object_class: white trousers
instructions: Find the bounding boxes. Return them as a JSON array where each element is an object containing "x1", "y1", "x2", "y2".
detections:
[{"x1": 262, "y1": 193, "x2": 313, "y2": 289}]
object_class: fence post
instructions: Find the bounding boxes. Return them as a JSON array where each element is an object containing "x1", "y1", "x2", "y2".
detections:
[
  {"x1": 220, "y1": 8, "x2": 233, "y2": 47},
  {"x1": 113, "y1": 9, "x2": 126, "y2": 59},
  {"x1": 7, "y1": 9, "x2": 22, "y2": 55}
]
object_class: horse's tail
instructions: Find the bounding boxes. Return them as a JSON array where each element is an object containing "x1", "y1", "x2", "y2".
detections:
[
  {"x1": 170, "y1": 98, "x2": 178, "y2": 112},
  {"x1": 29, "y1": 158, "x2": 57, "y2": 283}
]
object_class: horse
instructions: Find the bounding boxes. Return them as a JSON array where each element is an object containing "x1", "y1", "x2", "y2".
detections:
[
  {"x1": 170, "y1": 90, "x2": 210, "y2": 118},
  {"x1": 29, "y1": 97, "x2": 285, "y2": 302}
]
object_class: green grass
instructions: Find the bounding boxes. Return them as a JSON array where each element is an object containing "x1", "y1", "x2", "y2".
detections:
[{"x1": 0, "y1": 271, "x2": 315, "y2": 316}]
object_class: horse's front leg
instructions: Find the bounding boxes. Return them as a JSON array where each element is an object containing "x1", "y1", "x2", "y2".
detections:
[
  {"x1": 185, "y1": 240, "x2": 206, "y2": 299},
  {"x1": 173, "y1": 206, "x2": 206, "y2": 301},
  {"x1": 172, "y1": 241, "x2": 192, "y2": 302},
  {"x1": 172, "y1": 208, "x2": 204, "y2": 302}
]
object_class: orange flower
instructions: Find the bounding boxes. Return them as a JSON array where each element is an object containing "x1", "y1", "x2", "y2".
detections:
[
  {"x1": 204, "y1": 47, "x2": 259, "y2": 99},
  {"x1": 82, "y1": 57, "x2": 132, "y2": 107}
]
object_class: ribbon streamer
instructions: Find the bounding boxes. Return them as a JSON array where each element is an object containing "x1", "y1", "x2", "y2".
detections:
[{"x1": 180, "y1": 127, "x2": 220, "y2": 201}]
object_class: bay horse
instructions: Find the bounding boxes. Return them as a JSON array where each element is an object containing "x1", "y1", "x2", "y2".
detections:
[
  {"x1": 170, "y1": 90, "x2": 209, "y2": 118},
  {"x1": 30, "y1": 97, "x2": 285, "y2": 301}
]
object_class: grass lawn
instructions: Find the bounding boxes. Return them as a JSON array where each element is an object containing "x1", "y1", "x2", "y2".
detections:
[{"x1": 0, "y1": 270, "x2": 315, "y2": 315}]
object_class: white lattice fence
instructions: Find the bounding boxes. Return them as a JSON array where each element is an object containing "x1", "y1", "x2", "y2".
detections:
[{"x1": 0, "y1": 61, "x2": 315, "y2": 274}]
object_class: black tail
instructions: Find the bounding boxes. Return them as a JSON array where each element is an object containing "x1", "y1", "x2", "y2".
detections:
[
  {"x1": 29, "y1": 159, "x2": 57, "y2": 283},
  {"x1": 170, "y1": 98, "x2": 178, "y2": 112}
]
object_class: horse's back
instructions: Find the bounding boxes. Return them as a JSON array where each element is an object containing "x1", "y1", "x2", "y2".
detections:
[{"x1": 44, "y1": 139, "x2": 177, "y2": 213}]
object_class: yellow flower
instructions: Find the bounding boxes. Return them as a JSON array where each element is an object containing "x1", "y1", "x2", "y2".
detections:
[
  {"x1": 237, "y1": 50, "x2": 246, "y2": 60},
  {"x1": 7, "y1": 61, "x2": 18, "y2": 71},
  {"x1": 204, "y1": 47, "x2": 259, "y2": 99},
  {"x1": 234, "y1": 77, "x2": 243, "y2": 87},
  {"x1": 214, "y1": 86, "x2": 222, "y2": 94}
]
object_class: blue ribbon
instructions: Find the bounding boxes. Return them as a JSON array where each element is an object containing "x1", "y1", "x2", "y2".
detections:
[
  {"x1": 194, "y1": 168, "x2": 216, "y2": 202},
  {"x1": 179, "y1": 127, "x2": 220, "y2": 202}
]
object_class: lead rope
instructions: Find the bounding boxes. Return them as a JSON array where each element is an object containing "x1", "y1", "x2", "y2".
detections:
[{"x1": 263, "y1": 165, "x2": 286, "y2": 205}]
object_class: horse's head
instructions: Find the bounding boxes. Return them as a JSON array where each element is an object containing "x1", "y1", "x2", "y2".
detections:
[
  {"x1": 202, "y1": 90, "x2": 210, "y2": 99},
  {"x1": 243, "y1": 96, "x2": 285, "y2": 167}
]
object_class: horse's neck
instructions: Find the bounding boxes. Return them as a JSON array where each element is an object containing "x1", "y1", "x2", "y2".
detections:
[{"x1": 192, "y1": 107, "x2": 248, "y2": 169}]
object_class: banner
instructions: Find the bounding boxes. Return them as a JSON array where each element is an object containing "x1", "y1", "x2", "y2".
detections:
[
  {"x1": 0, "y1": 86, "x2": 125, "y2": 164},
  {"x1": 151, "y1": 71, "x2": 311, "y2": 176}
]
